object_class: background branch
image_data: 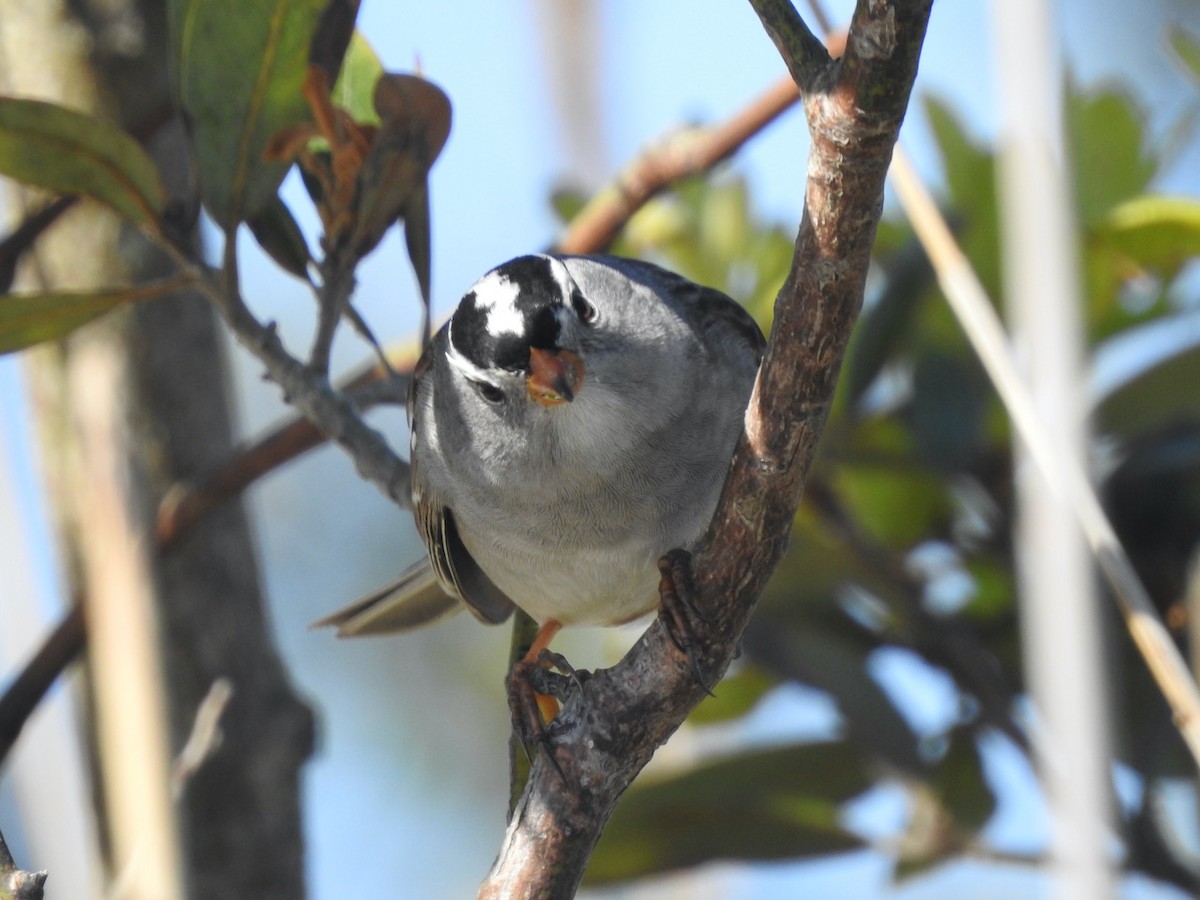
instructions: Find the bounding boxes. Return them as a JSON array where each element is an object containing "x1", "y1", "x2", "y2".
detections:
[{"x1": 555, "y1": 75, "x2": 802, "y2": 255}]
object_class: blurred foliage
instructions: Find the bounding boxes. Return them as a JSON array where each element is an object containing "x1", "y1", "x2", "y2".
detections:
[{"x1": 576, "y1": 79, "x2": 1200, "y2": 893}]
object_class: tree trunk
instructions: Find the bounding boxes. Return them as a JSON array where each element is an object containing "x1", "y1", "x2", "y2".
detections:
[{"x1": 2, "y1": 2, "x2": 313, "y2": 898}]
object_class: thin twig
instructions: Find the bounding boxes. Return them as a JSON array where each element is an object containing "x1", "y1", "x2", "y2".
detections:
[
  {"x1": 0, "y1": 606, "x2": 84, "y2": 767},
  {"x1": 0, "y1": 196, "x2": 77, "y2": 294},
  {"x1": 168, "y1": 245, "x2": 411, "y2": 507},
  {"x1": 308, "y1": 257, "x2": 356, "y2": 374}
]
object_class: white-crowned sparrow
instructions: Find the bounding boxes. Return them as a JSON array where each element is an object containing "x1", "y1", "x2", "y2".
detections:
[{"x1": 317, "y1": 253, "x2": 764, "y2": 661}]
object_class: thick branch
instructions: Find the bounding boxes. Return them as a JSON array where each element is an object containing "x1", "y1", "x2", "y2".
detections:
[{"x1": 479, "y1": 0, "x2": 933, "y2": 895}]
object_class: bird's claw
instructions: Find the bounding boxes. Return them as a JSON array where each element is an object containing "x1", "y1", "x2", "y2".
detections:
[{"x1": 506, "y1": 650, "x2": 587, "y2": 780}]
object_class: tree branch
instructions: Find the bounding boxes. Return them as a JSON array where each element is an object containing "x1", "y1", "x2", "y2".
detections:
[
  {"x1": 478, "y1": 0, "x2": 933, "y2": 895},
  {"x1": 155, "y1": 353, "x2": 413, "y2": 548},
  {"x1": 0, "y1": 606, "x2": 84, "y2": 767},
  {"x1": 177, "y1": 255, "x2": 412, "y2": 507},
  {"x1": 0, "y1": 825, "x2": 47, "y2": 900},
  {"x1": 747, "y1": 0, "x2": 833, "y2": 94}
]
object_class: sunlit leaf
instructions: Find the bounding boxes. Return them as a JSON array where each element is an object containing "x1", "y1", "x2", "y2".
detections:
[
  {"x1": 586, "y1": 742, "x2": 868, "y2": 886},
  {"x1": 0, "y1": 97, "x2": 166, "y2": 229},
  {"x1": 0, "y1": 279, "x2": 187, "y2": 353},
  {"x1": 700, "y1": 177, "x2": 751, "y2": 271},
  {"x1": 623, "y1": 193, "x2": 691, "y2": 251},
  {"x1": 833, "y1": 464, "x2": 955, "y2": 547},
  {"x1": 169, "y1": 0, "x2": 331, "y2": 230},
  {"x1": 332, "y1": 30, "x2": 383, "y2": 126},
  {"x1": 1094, "y1": 194, "x2": 1200, "y2": 277}
]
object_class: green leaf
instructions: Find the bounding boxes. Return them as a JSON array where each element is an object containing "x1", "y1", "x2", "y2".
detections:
[
  {"x1": 0, "y1": 279, "x2": 187, "y2": 353},
  {"x1": 923, "y1": 95, "x2": 1002, "y2": 298},
  {"x1": 833, "y1": 464, "x2": 955, "y2": 546},
  {"x1": 1095, "y1": 335, "x2": 1200, "y2": 438},
  {"x1": 331, "y1": 30, "x2": 383, "y2": 126},
  {"x1": 699, "y1": 177, "x2": 751, "y2": 272},
  {"x1": 929, "y1": 729, "x2": 995, "y2": 833},
  {"x1": 959, "y1": 556, "x2": 1016, "y2": 622},
  {"x1": 586, "y1": 742, "x2": 868, "y2": 886},
  {"x1": 1169, "y1": 25, "x2": 1200, "y2": 84},
  {"x1": 247, "y1": 195, "x2": 312, "y2": 280},
  {"x1": 548, "y1": 186, "x2": 589, "y2": 226},
  {"x1": 1068, "y1": 88, "x2": 1156, "y2": 226},
  {"x1": 1093, "y1": 194, "x2": 1200, "y2": 277},
  {"x1": 840, "y1": 235, "x2": 934, "y2": 412},
  {"x1": 169, "y1": 0, "x2": 330, "y2": 230},
  {"x1": 0, "y1": 97, "x2": 166, "y2": 229}
]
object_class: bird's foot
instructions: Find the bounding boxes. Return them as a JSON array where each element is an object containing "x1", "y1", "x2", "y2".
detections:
[
  {"x1": 657, "y1": 549, "x2": 715, "y2": 695},
  {"x1": 507, "y1": 643, "x2": 587, "y2": 777}
]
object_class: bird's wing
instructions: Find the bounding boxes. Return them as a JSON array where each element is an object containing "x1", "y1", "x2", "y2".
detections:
[
  {"x1": 311, "y1": 556, "x2": 462, "y2": 636},
  {"x1": 413, "y1": 479, "x2": 515, "y2": 625},
  {"x1": 410, "y1": 339, "x2": 516, "y2": 626}
]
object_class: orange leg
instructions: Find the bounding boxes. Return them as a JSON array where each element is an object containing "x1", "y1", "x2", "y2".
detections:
[
  {"x1": 508, "y1": 619, "x2": 569, "y2": 760},
  {"x1": 526, "y1": 620, "x2": 564, "y2": 724},
  {"x1": 523, "y1": 619, "x2": 562, "y2": 664}
]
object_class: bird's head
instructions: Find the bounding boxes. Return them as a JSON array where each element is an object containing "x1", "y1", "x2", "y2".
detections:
[{"x1": 445, "y1": 254, "x2": 595, "y2": 409}]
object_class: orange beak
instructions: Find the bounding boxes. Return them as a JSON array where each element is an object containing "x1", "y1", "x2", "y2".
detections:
[{"x1": 527, "y1": 347, "x2": 584, "y2": 406}]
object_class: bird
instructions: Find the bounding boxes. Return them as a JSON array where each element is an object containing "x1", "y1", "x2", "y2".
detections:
[{"x1": 316, "y1": 253, "x2": 765, "y2": 680}]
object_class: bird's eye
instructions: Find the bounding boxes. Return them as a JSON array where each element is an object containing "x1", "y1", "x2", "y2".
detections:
[
  {"x1": 471, "y1": 380, "x2": 504, "y2": 404},
  {"x1": 571, "y1": 290, "x2": 597, "y2": 324}
]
